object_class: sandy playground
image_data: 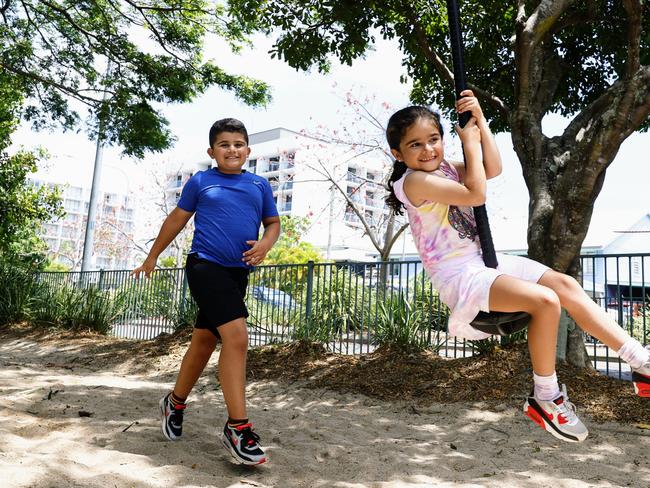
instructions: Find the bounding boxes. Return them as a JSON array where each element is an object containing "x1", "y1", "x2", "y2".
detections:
[{"x1": 1, "y1": 324, "x2": 649, "y2": 488}]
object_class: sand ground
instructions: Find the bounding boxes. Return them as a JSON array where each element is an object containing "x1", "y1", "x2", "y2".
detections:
[{"x1": 1, "y1": 326, "x2": 649, "y2": 488}]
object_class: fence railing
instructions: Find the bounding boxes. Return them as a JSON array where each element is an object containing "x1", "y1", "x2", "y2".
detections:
[{"x1": 34, "y1": 253, "x2": 650, "y2": 377}]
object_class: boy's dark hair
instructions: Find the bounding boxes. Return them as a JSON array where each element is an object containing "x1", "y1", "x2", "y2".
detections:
[
  {"x1": 209, "y1": 118, "x2": 249, "y2": 147},
  {"x1": 384, "y1": 106, "x2": 444, "y2": 215}
]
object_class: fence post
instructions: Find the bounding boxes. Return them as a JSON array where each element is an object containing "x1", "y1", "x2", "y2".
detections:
[
  {"x1": 98, "y1": 268, "x2": 105, "y2": 289},
  {"x1": 305, "y1": 261, "x2": 314, "y2": 332}
]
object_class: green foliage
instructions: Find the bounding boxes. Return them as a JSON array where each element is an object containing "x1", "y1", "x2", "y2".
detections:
[
  {"x1": 0, "y1": 262, "x2": 39, "y2": 325},
  {"x1": 43, "y1": 260, "x2": 72, "y2": 272},
  {"x1": 31, "y1": 283, "x2": 128, "y2": 334},
  {"x1": 0, "y1": 149, "x2": 64, "y2": 268},
  {"x1": 228, "y1": 1, "x2": 649, "y2": 133},
  {"x1": 159, "y1": 256, "x2": 178, "y2": 268},
  {"x1": 297, "y1": 266, "x2": 372, "y2": 342},
  {"x1": 118, "y1": 269, "x2": 183, "y2": 320},
  {"x1": 265, "y1": 216, "x2": 323, "y2": 265},
  {"x1": 260, "y1": 215, "x2": 323, "y2": 293},
  {"x1": 1, "y1": 1, "x2": 271, "y2": 157},
  {"x1": 373, "y1": 294, "x2": 431, "y2": 352}
]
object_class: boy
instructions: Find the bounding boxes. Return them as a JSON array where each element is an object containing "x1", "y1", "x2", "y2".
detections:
[{"x1": 132, "y1": 118, "x2": 281, "y2": 465}]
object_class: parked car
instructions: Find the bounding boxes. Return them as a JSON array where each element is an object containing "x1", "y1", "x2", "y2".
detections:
[{"x1": 251, "y1": 286, "x2": 296, "y2": 309}]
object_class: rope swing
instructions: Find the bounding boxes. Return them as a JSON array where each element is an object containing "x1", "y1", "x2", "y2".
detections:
[{"x1": 445, "y1": 0, "x2": 531, "y2": 336}]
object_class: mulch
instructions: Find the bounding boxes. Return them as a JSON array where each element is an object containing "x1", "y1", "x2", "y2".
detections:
[
  {"x1": 2, "y1": 323, "x2": 648, "y2": 424},
  {"x1": 248, "y1": 340, "x2": 650, "y2": 424}
]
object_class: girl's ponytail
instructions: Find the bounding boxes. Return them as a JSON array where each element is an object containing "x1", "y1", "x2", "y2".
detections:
[{"x1": 385, "y1": 160, "x2": 408, "y2": 215}]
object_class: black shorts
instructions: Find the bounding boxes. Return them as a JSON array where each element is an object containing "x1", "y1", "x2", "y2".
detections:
[{"x1": 185, "y1": 253, "x2": 249, "y2": 338}]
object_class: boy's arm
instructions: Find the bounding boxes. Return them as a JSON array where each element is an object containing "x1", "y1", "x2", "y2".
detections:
[
  {"x1": 243, "y1": 216, "x2": 281, "y2": 266},
  {"x1": 131, "y1": 207, "x2": 194, "y2": 278}
]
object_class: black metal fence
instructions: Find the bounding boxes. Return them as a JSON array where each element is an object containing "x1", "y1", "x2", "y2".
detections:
[{"x1": 35, "y1": 253, "x2": 650, "y2": 377}]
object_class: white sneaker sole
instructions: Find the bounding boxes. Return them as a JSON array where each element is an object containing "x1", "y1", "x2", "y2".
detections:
[{"x1": 220, "y1": 433, "x2": 267, "y2": 465}]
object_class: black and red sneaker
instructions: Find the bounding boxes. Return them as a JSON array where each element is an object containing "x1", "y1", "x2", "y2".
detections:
[
  {"x1": 632, "y1": 361, "x2": 650, "y2": 397},
  {"x1": 523, "y1": 385, "x2": 588, "y2": 443},
  {"x1": 221, "y1": 422, "x2": 267, "y2": 465},
  {"x1": 159, "y1": 392, "x2": 185, "y2": 441}
]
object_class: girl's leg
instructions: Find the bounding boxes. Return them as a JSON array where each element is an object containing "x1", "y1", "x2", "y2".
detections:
[
  {"x1": 488, "y1": 274, "x2": 561, "y2": 376},
  {"x1": 174, "y1": 327, "x2": 219, "y2": 399},
  {"x1": 216, "y1": 317, "x2": 249, "y2": 420},
  {"x1": 489, "y1": 273, "x2": 589, "y2": 442},
  {"x1": 537, "y1": 270, "x2": 630, "y2": 349}
]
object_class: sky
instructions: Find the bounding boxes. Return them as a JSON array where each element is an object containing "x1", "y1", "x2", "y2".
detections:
[{"x1": 10, "y1": 32, "x2": 650, "y2": 251}]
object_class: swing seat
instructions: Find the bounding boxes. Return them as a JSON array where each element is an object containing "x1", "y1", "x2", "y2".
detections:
[{"x1": 470, "y1": 311, "x2": 531, "y2": 336}]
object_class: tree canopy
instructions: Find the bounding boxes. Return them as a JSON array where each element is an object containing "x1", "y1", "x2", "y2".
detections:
[
  {"x1": 1, "y1": 0, "x2": 271, "y2": 157},
  {"x1": 228, "y1": 0, "x2": 649, "y2": 365}
]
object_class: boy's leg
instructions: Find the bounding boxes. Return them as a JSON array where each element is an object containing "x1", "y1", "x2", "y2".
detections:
[
  {"x1": 216, "y1": 317, "x2": 249, "y2": 419},
  {"x1": 173, "y1": 327, "x2": 219, "y2": 398},
  {"x1": 160, "y1": 327, "x2": 218, "y2": 441},
  {"x1": 488, "y1": 274, "x2": 588, "y2": 442},
  {"x1": 218, "y1": 317, "x2": 267, "y2": 465}
]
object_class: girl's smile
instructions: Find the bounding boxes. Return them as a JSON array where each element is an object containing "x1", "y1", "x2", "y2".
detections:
[{"x1": 392, "y1": 117, "x2": 444, "y2": 172}]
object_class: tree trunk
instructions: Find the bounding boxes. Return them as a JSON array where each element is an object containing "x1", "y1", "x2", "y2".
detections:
[{"x1": 511, "y1": 8, "x2": 650, "y2": 367}]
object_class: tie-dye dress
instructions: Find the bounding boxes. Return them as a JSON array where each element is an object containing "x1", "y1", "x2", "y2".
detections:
[{"x1": 393, "y1": 161, "x2": 548, "y2": 340}]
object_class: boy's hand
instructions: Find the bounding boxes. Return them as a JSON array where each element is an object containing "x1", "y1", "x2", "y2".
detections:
[
  {"x1": 131, "y1": 258, "x2": 156, "y2": 279},
  {"x1": 456, "y1": 89, "x2": 484, "y2": 122},
  {"x1": 243, "y1": 240, "x2": 272, "y2": 266}
]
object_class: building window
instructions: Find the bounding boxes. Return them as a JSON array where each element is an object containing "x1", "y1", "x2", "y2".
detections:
[
  {"x1": 269, "y1": 156, "x2": 280, "y2": 172},
  {"x1": 249, "y1": 159, "x2": 257, "y2": 173},
  {"x1": 283, "y1": 194, "x2": 292, "y2": 212}
]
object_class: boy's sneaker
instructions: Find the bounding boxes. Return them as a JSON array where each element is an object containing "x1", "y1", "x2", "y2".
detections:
[
  {"x1": 632, "y1": 360, "x2": 650, "y2": 397},
  {"x1": 523, "y1": 385, "x2": 588, "y2": 443},
  {"x1": 221, "y1": 422, "x2": 267, "y2": 465},
  {"x1": 159, "y1": 392, "x2": 185, "y2": 441}
]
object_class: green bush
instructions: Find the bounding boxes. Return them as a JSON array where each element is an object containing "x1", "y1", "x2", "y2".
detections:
[
  {"x1": 297, "y1": 266, "x2": 373, "y2": 342},
  {"x1": 0, "y1": 262, "x2": 38, "y2": 325},
  {"x1": 373, "y1": 294, "x2": 432, "y2": 352},
  {"x1": 32, "y1": 282, "x2": 128, "y2": 334}
]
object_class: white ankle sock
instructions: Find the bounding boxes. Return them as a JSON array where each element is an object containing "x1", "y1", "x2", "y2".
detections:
[
  {"x1": 617, "y1": 338, "x2": 650, "y2": 369},
  {"x1": 533, "y1": 372, "x2": 561, "y2": 401}
]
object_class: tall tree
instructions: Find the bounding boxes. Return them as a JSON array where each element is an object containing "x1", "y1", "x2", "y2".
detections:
[
  {"x1": 228, "y1": 0, "x2": 649, "y2": 365},
  {"x1": 0, "y1": 0, "x2": 270, "y2": 157}
]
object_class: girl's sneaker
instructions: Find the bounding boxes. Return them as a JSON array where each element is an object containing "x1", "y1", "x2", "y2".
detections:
[
  {"x1": 159, "y1": 392, "x2": 185, "y2": 441},
  {"x1": 523, "y1": 385, "x2": 588, "y2": 443},
  {"x1": 632, "y1": 361, "x2": 650, "y2": 397},
  {"x1": 221, "y1": 422, "x2": 267, "y2": 465}
]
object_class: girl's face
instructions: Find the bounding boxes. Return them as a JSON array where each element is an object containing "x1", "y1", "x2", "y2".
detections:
[{"x1": 391, "y1": 117, "x2": 444, "y2": 172}]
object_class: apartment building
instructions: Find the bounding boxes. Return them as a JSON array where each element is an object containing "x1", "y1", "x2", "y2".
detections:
[{"x1": 30, "y1": 160, "x2": 137, "y2": 270}]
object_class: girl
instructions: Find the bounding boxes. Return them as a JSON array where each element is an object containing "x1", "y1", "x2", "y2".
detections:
[{"x1": 384, "y1": 90, "x2": 649, "y2": 443}]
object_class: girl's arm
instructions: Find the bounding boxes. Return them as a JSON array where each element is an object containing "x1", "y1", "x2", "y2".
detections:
[
  {"x1": 131, "y1": 207, "x2": 194, "y2": 278},
  {"x1": 404, "y1": 117, "x2": 486, "y2": 207},
  {"x1": 456, "y1": 90, "x2": 502, "y2": 179}
]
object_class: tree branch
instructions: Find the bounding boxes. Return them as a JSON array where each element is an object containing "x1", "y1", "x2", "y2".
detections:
[
  {"x1": 622, "y1": 0, "x2": 643, "y2": 77},
  {"x1": 410, "y1": 15, "x2": 509, "y2": 118}
]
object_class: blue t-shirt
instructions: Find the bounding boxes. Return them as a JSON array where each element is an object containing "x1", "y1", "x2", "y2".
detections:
[{"x1": 177, "y1": 168, "x2": 279, "y2": 268}]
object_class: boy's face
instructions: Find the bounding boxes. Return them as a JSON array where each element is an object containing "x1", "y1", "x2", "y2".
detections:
[{"x1": 207, "y1": 131, "x2": 251, "y2": 174}]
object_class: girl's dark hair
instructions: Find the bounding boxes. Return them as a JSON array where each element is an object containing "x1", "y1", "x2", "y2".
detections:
[
  {"x1": 209, "y1": 118, "x2": 249, "y2": 147},
  {"x1": 384, "y1": 106, "x2": 443, "y2": 214}
]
